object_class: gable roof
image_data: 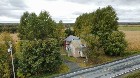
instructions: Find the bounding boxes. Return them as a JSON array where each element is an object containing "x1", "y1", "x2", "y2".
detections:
[{"x1": 65, "y1": 35, "x2": 79, "y2": 41}]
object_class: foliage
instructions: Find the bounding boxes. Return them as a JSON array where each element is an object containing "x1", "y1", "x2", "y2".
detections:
[
  {"x1": 65, "y1": 28, "x2": 75, "y2": 37},
  {"x1": 103, "y1": 31, "x2": 127, "y2": 56},
  {"x1": 16, "y1": 39, "x2": 62, "y2": 77},
  {"x1": 74, "y1": 5, "x2": 127, "y2": 58},
  {"x1": 125, "y1": 71, "x2": 140, "y2": 78},
  {"x1": 29, "y1": 63, "x2": 69, "y2": 78},
  {"x1": 0, "y1": 26, "x2": 17, "y2": 33},
  {"x1": 74, "y1": 13, "x2": 93, "y2": 39},
  {"x1": 55, "y1": 20, "x2": 66, "y2": 45},
  {"x1": 18, "y1": 11, "x2": 56, "y2": 40},
  {"x1": 0, "y1": 32, "x2": 13, "y2": 78}
]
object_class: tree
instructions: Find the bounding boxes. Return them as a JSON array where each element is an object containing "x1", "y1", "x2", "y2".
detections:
[
  {"x1": 18, "y1": 11, "x2": 56, "y2": 40},
  {"x1": 55, "y1": 20, "x2": 66, "y2": 45},
  {"x1": 103, "y1": 31, "x2": 127, "y2": 56},
  {"x1": 18, "y1": 12, "x2": 29, "y2": 39},
  {"x1": 74, "y1": 13, "x2": 93, "y2": 38},
  {"x1": 16, "y1": 39, "x2": 62, "y2": 77},
  {"x1": 65, "y1": 28, "x2": 74, "y2": 37},
  {"x1": 0, "y1": 32, "x2": 14, "y2": 78},
  {"x1": 92, "y1": 6, "x2": 119, "y2": 46},
  {"x1": 38, "y1": 11, "x2": 56, "y2": 39},
  {"x1": 74, "y1": 5, "x2": 127, "y2": 57}
]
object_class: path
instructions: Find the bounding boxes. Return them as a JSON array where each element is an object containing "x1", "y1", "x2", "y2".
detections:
[{"x1": 64, "y1": 60, "x2": 82, "y2": 72}]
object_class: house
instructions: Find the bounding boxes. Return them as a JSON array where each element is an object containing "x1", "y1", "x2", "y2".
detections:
[{"x1": 64, "y1": 35, "x2": 86, "y2": 57}]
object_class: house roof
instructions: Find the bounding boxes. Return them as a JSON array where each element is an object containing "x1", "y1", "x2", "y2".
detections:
[{"x1": 65, "y1": 35, "x2": 79, "y2": 41}]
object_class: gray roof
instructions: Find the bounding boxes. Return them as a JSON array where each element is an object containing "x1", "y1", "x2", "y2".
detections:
[{"x1": 65, "y1": 35, "x2": 79, "y2": 41}]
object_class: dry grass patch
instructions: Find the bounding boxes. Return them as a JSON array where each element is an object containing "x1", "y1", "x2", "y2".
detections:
[
  {"x1": 123, "y1": 31, "x2": 140, "y2": 51},
  {"x1": 10, "y1": 33, "x2": 19, "y2": 42}
]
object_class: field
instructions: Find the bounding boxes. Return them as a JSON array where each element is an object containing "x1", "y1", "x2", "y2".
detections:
[
  {"x1": 118, "y1": 25, "x2": 140, "y2": 51},
  {"x1": 123, "y1": 31, "x2": 140, "y2": 51},
  {"x1": 119, "y1": 25, "x2": 140, "y2": 31}
]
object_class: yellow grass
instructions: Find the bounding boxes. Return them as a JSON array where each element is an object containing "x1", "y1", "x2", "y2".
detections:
[
  {"x1": 10, "y1": 33, "x2": 19, "y2": 42},
  {"x1": 123, "y1": 31, "x2": 140, "y2": 51}
]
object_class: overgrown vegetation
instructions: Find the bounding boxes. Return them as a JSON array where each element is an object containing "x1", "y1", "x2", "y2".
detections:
[
  {"x1": 0, "y1": 32, "x2": 14, "y2": 78},
  {"x1": 124, "y1": 70, "x2": 140, "y2": 78}
]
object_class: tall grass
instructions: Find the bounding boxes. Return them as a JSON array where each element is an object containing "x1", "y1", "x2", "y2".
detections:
[{"x1": 123, "y1": 31, "x2": 140, "y2": 51}]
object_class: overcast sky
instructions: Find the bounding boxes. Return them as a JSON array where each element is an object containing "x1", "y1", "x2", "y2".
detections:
[{"x1": 0, "y1": 0, "x2": 140, "y2": 23}]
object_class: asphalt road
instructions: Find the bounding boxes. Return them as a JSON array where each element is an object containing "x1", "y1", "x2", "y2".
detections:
[{"x1": 55, "y1": 55, "x2": 140, "y2": 78}]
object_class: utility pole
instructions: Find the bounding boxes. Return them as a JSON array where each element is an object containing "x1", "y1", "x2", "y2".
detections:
[{"x1": 8, "y1": 41, "x2": 15, "y2": 78}]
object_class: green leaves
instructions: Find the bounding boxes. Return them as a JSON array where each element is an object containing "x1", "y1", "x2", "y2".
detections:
[
  {"x1": 18, "y1": 11, "x2": 56, "y2": 40},
  {"x1": 16, "y1": 39, "x2": 62, "y2": 77},
  {"x1": 104, "y1": 31, "x2": 127, "y2": 56},
  {"x1": 74, "y1": 5, "x2": 127, "y2": 58}
]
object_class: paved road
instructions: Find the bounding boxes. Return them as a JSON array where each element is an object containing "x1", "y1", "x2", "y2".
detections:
[
  {"x1": 55, "y1": 55, "x2": 140, "y2": 78},
  {"x1": 64, "y1": 60, "x2": 81, "y2": 72}
]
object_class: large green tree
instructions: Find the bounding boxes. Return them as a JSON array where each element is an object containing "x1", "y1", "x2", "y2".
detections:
[
  {"x1": 16, "y1": 39, "x2": 62, "y2": 77},
  {"x1": 55, "y1": 20, "x2": 66, "y2": 45},
  {"x1": 74, "y1": 6, "x2": 127, "y2": 57},
  {"x1": 18, "y1": 11, "x2": 56, "y2": 40}
]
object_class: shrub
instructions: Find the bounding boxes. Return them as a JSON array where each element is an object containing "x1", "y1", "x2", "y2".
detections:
[
  {"x1": 103, "y1": 31, "x2": 127, "y2": 56},
  {"x1": 0, "y1": 32, "x2": 13, "y2": 78}
]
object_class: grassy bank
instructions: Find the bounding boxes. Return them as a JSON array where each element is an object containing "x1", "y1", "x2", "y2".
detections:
[{"x1": 124, "y1": 70, "x2": 140, "y2": 78}]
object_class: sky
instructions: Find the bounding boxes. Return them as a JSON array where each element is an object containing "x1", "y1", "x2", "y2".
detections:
[{"x1": 0, "y1": 0, "x2": 140, "y2": 23}]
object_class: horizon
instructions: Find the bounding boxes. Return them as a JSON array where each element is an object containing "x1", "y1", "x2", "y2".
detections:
[{"x1": 0, "y1": 0, "x2": 140, "y2": 23}]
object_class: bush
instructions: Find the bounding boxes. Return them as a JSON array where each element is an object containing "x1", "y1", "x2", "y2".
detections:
[
  {"x1": 0, "y1": 32, "x2": 14, "y2": 78},
  {"x1": 104, "y1": 31, "x2": 127, "y2": 56},
  {"x1": 16, "y1": 39, "x2": 62, "y2": 77}
]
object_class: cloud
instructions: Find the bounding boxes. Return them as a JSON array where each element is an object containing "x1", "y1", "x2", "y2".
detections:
[
  {"x1": 0, "y1": 0, "x2": 140, "y2": 23},
  {"x1": 66, "y1": 0, "x2": 94, "y2": 4},
  {"x1": 0, "y1": 0, "x2": 27, "y2": 21},
  {"x1": 9, "y1": 0, "x2": 27, "y2": 9}
]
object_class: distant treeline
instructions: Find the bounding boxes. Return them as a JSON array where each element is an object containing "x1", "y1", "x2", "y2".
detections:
[
  {"x1": 0, "y1": 23, "x2": 18, "y2": 33},
  {"x1": 119, "y1": 22, "x2": 140, "y2": 25},
  {"x1": 0, "y1": 22, "x2": 140, "y2": 33}
]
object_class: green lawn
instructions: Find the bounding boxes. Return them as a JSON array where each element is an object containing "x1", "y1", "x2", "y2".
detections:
[{"x1": 119, "y1": 25, "x2": 140, "y2": 31}]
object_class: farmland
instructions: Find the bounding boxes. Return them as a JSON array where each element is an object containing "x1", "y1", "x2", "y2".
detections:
[
  {"x1": 118, "y1": 25, "x2": 140, "y2": 51},
  {"x1": 119, "y1": 25, "x2": 140, "y2": 31}
]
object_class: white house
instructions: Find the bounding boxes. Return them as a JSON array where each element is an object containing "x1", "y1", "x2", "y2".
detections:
[{"x1": 64, "y1": 35, "x2": 86, "y2": 57}]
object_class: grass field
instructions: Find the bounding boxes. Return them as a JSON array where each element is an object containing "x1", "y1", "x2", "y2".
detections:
[
  {"x1": 123, "y1": 31, "x2": 140, "y2": 51},
  {"x1": 119, "y1": 25, "x2": 140, "y2": 31},
  {"x1": 118, "y1": 25, "x2": 140, "y2": 51}
]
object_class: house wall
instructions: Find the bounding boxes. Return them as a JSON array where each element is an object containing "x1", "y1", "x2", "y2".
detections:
[{"x1": 65, "y1": 38, "x2": 86, "y2": 57}]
